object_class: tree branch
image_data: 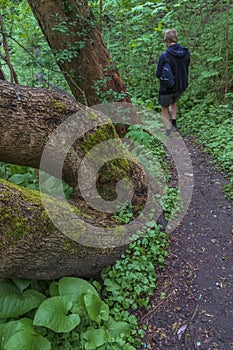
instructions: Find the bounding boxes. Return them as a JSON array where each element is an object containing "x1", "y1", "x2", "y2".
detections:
[{"x1": 0, "y1": 15, "x2": 18, "y2": 83}]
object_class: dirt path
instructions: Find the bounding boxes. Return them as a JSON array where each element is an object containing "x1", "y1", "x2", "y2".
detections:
[{"x1": 138, "y1": 137, "x2": 233, "y2": 350}]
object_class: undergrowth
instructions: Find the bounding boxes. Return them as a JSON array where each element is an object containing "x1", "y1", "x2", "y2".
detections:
[
  {"x1": 179, "y1": 94, "x2": 233, "y2": 199},
  {"x1": 0, "y1": 121, "x2": 178, "y2": 349}
]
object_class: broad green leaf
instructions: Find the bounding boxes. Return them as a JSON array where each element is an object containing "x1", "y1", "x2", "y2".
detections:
[
  {"x1": 30, "y1": 280, "x2": 49, "y2": 294},
  {"x1": 58, "y1": 277, "x2": 98, "y2": 304},
  {"x1": 40, "y1": 175, "x2": 58, "y2": 191},
  {"x1": 0, "y1": 318, "x2": 50, "y2": 350},
  {"x1": 0, "y1": 318, "x2": 35, "y2": 344},
  {"x1": 83, "y1": 328, "x2": 109, "y2": 350},
  {"x1": 104, "y1": 317, "x2": 131, "y2": 338},
  {"x1": 71, "y1": 302, "x2": 81, "y2": 314},
  {"x1": 9, "y1": 174, "x2": 26, "y2": 184},
  {"x1": 4, "y1": 330, "x2": 51, "y2": 350},
  {"x1": 12, "y1": 278, "x2": 32, "y2": 292},
  {"x1": 84, "y1": 291, "x2": 109, "y2": 323},
  {"x1": 0, "y1": 280, "x2": 45, "y2": 318},
  {"x1": 103, "y1": 278, "x2": 121, "y2": 292},
  {"x1": 33, "y1": 296, "x2": 80, "y2": 332},
  {"x1": 49, "y1": 281, "x2": 59, "y2": 297}
]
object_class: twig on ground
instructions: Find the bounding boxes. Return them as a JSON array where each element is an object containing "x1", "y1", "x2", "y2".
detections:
[
  {"x1": 183, "y1": 303, "x2": 200, "y2": 350},
  {"x1": 139, "y1": 292, "x2": 173, "y2": 324}
]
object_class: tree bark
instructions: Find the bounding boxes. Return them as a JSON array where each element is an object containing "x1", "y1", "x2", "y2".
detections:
[
  {"x1": 0, "y1": 80, "x2": 147, "y2": 279},
  {"x1": 27, "y1": 0, "x2": 131, "y2": 106},
  {"x1": 0, "y1": 179, "x2": 125, "y2": 279},
  {"x1": 0, "y1": 0, "x2": 144, "y2": 279}
]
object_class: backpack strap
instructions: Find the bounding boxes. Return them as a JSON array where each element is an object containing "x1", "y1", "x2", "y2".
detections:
[
  {"x1": 163, "y1": 52, "x2": 175, "y2": 76},
  {"x1": 163, "y1": 51, "x2": 170, "y2": 64}
]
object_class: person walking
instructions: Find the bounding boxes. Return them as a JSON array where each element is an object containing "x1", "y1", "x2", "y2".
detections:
[{"x1": 156, "y1": 29, "x2": 190, "y2": 136}]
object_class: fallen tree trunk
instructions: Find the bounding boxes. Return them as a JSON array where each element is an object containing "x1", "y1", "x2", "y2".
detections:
[
  {"x1": 0, "y1": 81, "x2": 133, "y2": 189},
  {"x1": 0, "y1": 80, "x2": 147, "y2": 279},
  {"x1": 0, "y1": 179, "x2": 125, "y2": 279}
]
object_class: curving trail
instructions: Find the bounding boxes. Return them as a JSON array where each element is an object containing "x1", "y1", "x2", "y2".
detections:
[{"x1": 139, "y1": 136, "x2": 233, "y2": 350}]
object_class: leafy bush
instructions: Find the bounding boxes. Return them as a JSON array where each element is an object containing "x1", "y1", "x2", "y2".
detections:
[
  {"x1": 179, "y1": 97, "x2": 233, "y2": 199},
  {"x1": 0, "y1": 162, "x2": 73, "y2": 199},
  {"x1": 0, "y1": 277, "x2": 132, "y2": 350}
]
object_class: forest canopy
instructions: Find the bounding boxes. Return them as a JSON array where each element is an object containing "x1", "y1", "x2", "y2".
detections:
[{"x1": 1, "y1": 0, "x2": 232, "y2": 104}]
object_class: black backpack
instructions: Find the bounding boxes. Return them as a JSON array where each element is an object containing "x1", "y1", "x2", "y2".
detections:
[{"x1": 159, "y1": 53, "x2": 175, "y2": 91}]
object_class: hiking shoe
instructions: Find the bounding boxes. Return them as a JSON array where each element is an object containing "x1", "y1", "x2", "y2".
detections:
[{"x1": 172, "y1": 124, "x2": 179, "y2": 131}]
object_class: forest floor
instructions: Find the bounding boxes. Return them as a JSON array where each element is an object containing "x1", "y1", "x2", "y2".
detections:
[{"x1": 137, "y1": 136, "x2": 233, "y2": 350}]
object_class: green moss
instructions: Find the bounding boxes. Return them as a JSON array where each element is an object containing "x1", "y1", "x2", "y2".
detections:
[
  {"x1": 79, "y1": 122, "x2": 133, "y2": 188},
  {"x1": 0, "y1": 178, "x2": 42, "y2": 204},
  {"x1": 87, "y1": 111, "x2": 99, "y2": 121},
  {"x1": 0, "y1": 178, "x2": 92, "y2": 250},
  {"x1": 49, "y1": 100, "x2": 67, "y2": 113},
  {"x1": 0, "y1": 181, "x2": 51, "y2": 248},
  {"x1": 63, "y1": 238, "x2": 83, "y2": 253},
  {"x1": 0, "y1": 178, "x2": 91, "y2": 220},
  {"x1": 79, "y1": 122, "x2": 117, "y2": 154},
  {"x1": 0, "y1": 209, "x2": 31, "y2": 244}
]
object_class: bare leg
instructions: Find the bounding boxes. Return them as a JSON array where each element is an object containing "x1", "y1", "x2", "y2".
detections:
[
  {"x1": 170, "y1": 103, "x2": 178, "y2": 129},
  {"x1": 161, "y1": 106, "x2": 171, "y2": 130},
  {"x1": 169, "y1": 103, "x2": 177, "y2": 120}
]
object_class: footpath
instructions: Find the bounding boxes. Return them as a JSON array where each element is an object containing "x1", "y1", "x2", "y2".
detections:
[{"x1": 139, "y1": 136, "x2": 233, "y2": 350}]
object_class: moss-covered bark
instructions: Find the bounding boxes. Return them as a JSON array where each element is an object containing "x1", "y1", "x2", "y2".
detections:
[
  {"x1": 0, "y1": 81, "x2": 147, "y2": 279},
  {"x1": 0, "y1": 179, "x2": 126, "y2": 279},
  {"x1": 0, "y1": 81, "x2": 131, "y2": 190}
]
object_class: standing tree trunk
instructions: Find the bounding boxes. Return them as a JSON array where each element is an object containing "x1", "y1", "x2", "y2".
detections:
[{"x1": 27, "y1": 0, "x2": 131, "y2": 106}]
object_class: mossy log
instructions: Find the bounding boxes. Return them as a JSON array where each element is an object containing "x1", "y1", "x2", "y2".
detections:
[
  {"x1": 0, "y1": 81, "x2": 147, "y2": 279},
  {"x1": 0, "y1": 179, "x2": 126, "y2": 279}
]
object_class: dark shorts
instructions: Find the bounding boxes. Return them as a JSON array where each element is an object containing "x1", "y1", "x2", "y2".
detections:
[{"x1": 158, "y1": 93, "x2": 182, "y2": 107}]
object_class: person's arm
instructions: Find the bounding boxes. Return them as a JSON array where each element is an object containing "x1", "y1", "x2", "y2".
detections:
[
  {"x1": 187, "y1": 50, "x2": 190, "y2": 66},
  {"x1": 156, "y1": 53, "x2": 165, "y2": 78}
]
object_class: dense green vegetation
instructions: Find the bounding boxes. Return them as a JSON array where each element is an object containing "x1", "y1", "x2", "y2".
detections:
[{"x1": 0, "y1": 0, "x2": 232, "y2": 349}]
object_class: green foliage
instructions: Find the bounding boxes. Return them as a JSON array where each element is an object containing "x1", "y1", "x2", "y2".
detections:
[
  {"x1": 156, "y1": 186, "x2": 181, "y2": 221},
  {"x1": 224, "y1": 180, "x2": 233, "y2": 200},
  {"x1": 0, "y1": 163, "x2": 39, "y2": 191},
  {"x1": 179, "y1": 97, "x2": 233, "y2": 198},
  {"x1": 1, "y1": 1, "x2": 232, "y2": 349},
  {"x1": 101, "y1": 215, "x2": 168, "y2": 316},
  {"x1": 1, "y1": 0, "x2": 70, "y2": 90},
  {"x1": 0, "y1": 318, "x2": 51, "y2": 350},
  {"x1": 93, "y1": 75, "x2": 128, "y2": 103},
  {"x1": 0, "y1": 162, "x2": 73, "y2": 199},
  {"x1": 125, "y1": 124, "x2": 170, "y2": 183},
  {"x1": 0, "y1": 277, "x2": 132, "y2": 350},
  {"x1": 100, "y1": 226, "x2": 168, "y2": 349},
  {"x1": 97, "y1": 0, "x2": 233, "y2": 199},
  {"x1": 34, "y1": 296, "x2": 81, "y2": 333},
  {"x1": 112, "y1": 201, "x2": 134, "y2": 224},
  {"x1": 0, "y1": 279, "x2": 45, "y2": 319},
  {"x1": 98, "y1": 0, "x2": 168, "y2": 105}
]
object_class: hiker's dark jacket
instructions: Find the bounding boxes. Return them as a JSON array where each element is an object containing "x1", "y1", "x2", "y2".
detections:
[{"x1": 156, "y1": 43, "x2": 190, "y2": 95}]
